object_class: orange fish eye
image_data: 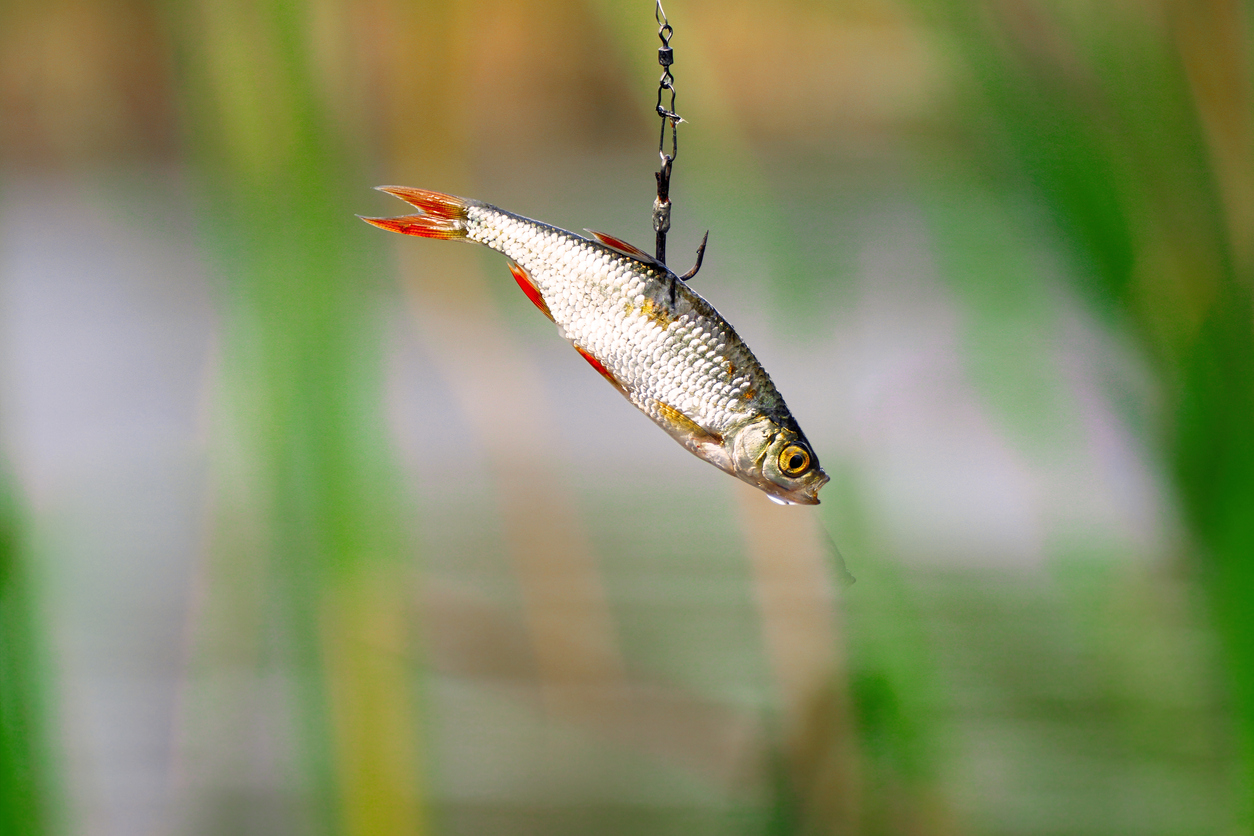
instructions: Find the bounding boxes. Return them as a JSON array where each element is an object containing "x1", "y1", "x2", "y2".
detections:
[{"x1": 778, "y1": 444, "x2": 811, "y2": 476}]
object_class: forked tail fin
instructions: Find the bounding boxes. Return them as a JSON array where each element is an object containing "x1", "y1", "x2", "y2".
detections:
[{"x1": 359, "y1": 186, "x2": 469, "y2": 239}]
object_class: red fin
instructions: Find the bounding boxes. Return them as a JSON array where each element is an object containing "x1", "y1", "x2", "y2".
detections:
[
  {"x1": 575, "y1": 346, "x2": 627, "y2": 395},
  {"x1": 359, "y1": 213, "x2": 464, "y2": 239},
  {"x1": 586, "y1": 230, "x2": 661, "y2": 266},
  {"x1": 360, "y1": 186, "x2": 469, "y2": 239},
  {"x1": 508, "y1": 260, "x2": 554, "y2": 321},
  {"x1": 376, "y1": 186, "x2": 467, "y2": 218}
]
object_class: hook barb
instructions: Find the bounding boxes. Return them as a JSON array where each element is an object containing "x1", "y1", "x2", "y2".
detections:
[{"x1": 678, "y1": 231, "x2": 708, "y2": 281}]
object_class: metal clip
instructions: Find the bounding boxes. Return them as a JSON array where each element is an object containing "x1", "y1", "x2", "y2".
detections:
[{"x1": 653, "y1": 0, "x2": 681, "y2": 265}]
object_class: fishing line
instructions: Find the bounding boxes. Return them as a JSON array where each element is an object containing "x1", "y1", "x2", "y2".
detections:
[{"x1": 817, "y1": 514, "x2": 856, "y2": 587}]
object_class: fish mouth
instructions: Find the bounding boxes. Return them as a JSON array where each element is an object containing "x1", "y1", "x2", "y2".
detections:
[
  {"x1": 793, "y1": 490, "x2": 822, "y2": 506},
  {"x1": 763, "y1": 471, "x2": 828, "y2": 505},
  {"x1": 783, "y1": 489, "x2": 823, "y2": 506},
  {"x1": 767, "y1": 493, "x2": 819, "y2": 506}
]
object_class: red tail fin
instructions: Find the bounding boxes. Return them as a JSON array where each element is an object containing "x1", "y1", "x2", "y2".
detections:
[{"x1": 359, "y1": 186, "x2": 469, "y2": 240}]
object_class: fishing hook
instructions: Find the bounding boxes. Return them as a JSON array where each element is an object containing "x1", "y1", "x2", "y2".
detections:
[{"x1": 679, "y1": 231, "x2": 708, "y2": 281}]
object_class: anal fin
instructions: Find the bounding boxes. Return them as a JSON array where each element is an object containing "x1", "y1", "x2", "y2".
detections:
[{"x1": 508, "y1": 260, "x2": 554, "y2": 322}]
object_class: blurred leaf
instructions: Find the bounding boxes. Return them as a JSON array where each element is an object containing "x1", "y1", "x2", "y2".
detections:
[
  {"x1": 0, "y1": 473, "x2": 53, "y2": 836},
  {"x1": 918, "y1": 0, "x2": 1254, "y2": 822},
  {"x1": 166, "y1": 0, "x2": 424, "y2": 832}
]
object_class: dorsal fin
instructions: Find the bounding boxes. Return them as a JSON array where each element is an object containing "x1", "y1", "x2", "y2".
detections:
[{"x1": 585, "y1": 230, "x2": 662, "y2": 267}]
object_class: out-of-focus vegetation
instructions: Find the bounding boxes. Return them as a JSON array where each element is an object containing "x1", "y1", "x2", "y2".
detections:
[
  {"x1": 0, "y1": 0, "x2": 1249, "y2": 835},
  {"x1": 924, "y1": 0, "x2": 1254, "y2": 814},
  {"x1": 0, "y1": 470, "x2": 51, "y2": 836},
  {"x1": 169, "y1": 0, "x2": 422, "y2": 832}
]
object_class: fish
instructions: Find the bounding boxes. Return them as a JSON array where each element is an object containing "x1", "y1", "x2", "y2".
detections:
[{"x1": 362, "y1": 186, "x2": 828, "y2": 505}]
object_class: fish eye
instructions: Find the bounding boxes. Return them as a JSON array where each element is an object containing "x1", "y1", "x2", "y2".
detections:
[{"x1": 778, "y1": 444, "x2": 811, "y2": 477}]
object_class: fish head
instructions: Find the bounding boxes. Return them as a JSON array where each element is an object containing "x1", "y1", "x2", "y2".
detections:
[{"x1": 727, "y1": 416, "x2": 829, "y2": 505}]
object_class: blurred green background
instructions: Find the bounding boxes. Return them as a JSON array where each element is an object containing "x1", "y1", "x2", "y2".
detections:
[{"x1": 0, "y1": 0, "x2": 1250, "y2": 834}]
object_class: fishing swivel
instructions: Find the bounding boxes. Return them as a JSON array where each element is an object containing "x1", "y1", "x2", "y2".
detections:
[
  {"x1": 652, "y1": 1, "x2": 706, "y2": 288},
  {"x1": 653, "y1": 0, "x2": 679, "y2": 267}
]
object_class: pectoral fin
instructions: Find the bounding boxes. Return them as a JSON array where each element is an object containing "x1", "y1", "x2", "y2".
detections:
[{"x1": 651, "y1": 400, "x2": 722, "y2": 445}]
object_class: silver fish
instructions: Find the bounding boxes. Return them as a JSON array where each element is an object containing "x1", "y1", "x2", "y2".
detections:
[{"x1": 363, "y1": 187, "x2": 828, "y2": 505}]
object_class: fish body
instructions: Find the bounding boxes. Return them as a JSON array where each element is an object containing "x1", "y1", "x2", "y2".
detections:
[{"x1": 363, "y1": 187, "x2": 828, "y2": 505}]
